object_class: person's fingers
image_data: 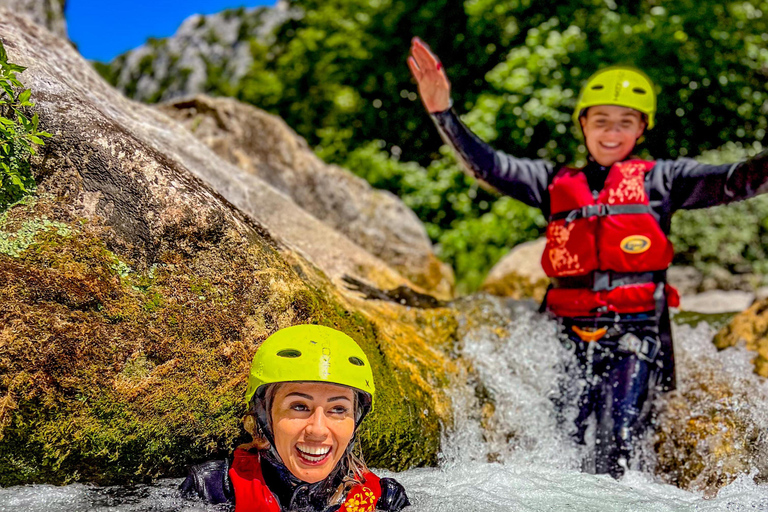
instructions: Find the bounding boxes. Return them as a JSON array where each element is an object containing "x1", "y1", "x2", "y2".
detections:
[
  {"x1": 411, "y1": 38, "x2": 439, "y2": 70},
  {"x1": 407, "y1": 56, "x2": 423, "y2": 81}
]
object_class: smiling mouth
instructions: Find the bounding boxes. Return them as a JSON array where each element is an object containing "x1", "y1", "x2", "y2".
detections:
[
  {"x1": 295, "y1": 443, "x2": 332, "y2": 465},
  {"x1": 600, "y1": 142, "x2": 621, "y2": 149}
]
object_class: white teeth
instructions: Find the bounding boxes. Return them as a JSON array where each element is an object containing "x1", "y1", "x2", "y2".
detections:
[{"x1": 297, "y1": 444, "x2": 331, "y2": 456}]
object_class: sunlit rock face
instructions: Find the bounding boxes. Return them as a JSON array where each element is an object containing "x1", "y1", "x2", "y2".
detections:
[
  {"x1": 480, "y1": 238, "x2": 548, "y2": 301},
  {"x1": 0, "y1": 0, "x2": 66, "y2": 39},
  {"x1": 0, "y1": 10, "x2": 458, "y2": 486},
  {"x1": 715, "y1": 298, "x2": 768, "y2": 376},
  {"x1": 159, "y1": 95, "x2": 454, "y2": 298},
  {"x1": 102, "y1": 1, "x2": 297, "y2": 101}
]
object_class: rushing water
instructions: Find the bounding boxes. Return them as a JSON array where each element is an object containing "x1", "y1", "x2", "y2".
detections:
[{"x1": 3, "y1": 296, "x2": 768, "y2": 511}]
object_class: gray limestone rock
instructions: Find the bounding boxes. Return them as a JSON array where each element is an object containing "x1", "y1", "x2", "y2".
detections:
[
  {"x1": 107, "y1": 1, "x2": 298, "y2": 102},
  {"x1": 158, "y1": 95, "x2": 454, "y2": 297},
  {"x1": 0, "y1": 0, "x2": 66, "y2": 39}
]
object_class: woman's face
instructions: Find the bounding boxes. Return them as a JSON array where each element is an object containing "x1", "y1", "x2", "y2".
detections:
[
  {"x1": 580, "y1": 105, "x2": 646, "y2": 167},
  {"x1": 271, "y1": 382, "x2": 356, "y2": 483}
]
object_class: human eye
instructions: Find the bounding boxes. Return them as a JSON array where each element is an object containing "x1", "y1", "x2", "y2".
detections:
[
  {"x1": 329, "y1": 405, "x2": 350, "y2": 416},
  {"x1": 290, "y1": 402, "x2": 310, "y2": 413}
]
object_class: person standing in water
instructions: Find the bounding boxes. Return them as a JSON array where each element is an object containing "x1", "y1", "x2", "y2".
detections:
[
  {"x1": 408, "y1": 36, "x2": 768, "y2": 477},
  {"x1": 181, "y1": 324, "x2": 410, "y2": 511}
]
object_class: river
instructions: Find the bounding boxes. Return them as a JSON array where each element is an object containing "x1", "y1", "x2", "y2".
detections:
[{"x1": 2, "y1": 297, "x2": 767, "y2": 511}]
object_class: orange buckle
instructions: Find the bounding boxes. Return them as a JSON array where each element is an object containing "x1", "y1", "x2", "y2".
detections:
[{"x1": 571, "y1": 325, "x2": 608, "y2": 342}]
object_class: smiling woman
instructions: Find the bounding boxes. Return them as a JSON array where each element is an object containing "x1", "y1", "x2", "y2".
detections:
[{"x1": 180, "y1": 325, "x2": 410, "y2": 512}]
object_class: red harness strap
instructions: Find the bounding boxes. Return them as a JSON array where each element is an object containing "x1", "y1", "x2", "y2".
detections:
[{"x1": 229, "y1": 449, "x2": 382, "y2": 512}]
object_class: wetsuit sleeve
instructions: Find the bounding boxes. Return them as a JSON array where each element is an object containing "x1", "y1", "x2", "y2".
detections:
[
  {"x1": 667, "y1": 150, "x2": 768, "y2": 210},
  {"x1": 431, "y1": 108, "x2": 555, "y2": 210},
  {"x1": 376, "y1": 477, "x2": 411, "y2": 511},
  {"x1": 179, "y1": 459, "x2": 233, "y2": 505}
]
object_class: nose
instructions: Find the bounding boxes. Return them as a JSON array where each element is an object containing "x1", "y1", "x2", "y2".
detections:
[{"x1": 305, "y1": 407, "x2": 330, "y2": 440}]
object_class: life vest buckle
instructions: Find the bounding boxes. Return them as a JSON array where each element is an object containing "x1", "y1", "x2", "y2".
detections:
[
  {"x1": 581, "y1": 204, "x2": 605, "y2": 219},
  {"x1": 592, "y1": 270, "x2": 612, "y2": 291},
  {"x1": 571, "y1": 325, "x2": 608, "y2": 342}
]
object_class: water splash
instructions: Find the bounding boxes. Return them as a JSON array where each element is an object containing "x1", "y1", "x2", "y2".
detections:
[{"x1": 3, "y1": 295, "x2": 768, "y2": 510}]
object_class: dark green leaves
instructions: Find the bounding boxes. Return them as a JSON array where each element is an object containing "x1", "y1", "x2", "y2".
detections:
[{"x1": 0, "y1": 40, "x2": 51, "y2": 210}]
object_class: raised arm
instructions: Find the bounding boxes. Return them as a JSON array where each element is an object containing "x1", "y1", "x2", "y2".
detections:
[
  {"x1": 408, "y1": 37, "x2": 554, "y2": 211},
  {"x1": 668, "y1": 150, "x2": 768, "y2": 211}
]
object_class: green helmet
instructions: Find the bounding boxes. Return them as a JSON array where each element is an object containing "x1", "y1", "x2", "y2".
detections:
[
  {"x1": 573, "y1": 66, "x2": 657, "y2": 129},
  {"x1": 246, "y1": 325, "x2": 375, "y2": 429}
]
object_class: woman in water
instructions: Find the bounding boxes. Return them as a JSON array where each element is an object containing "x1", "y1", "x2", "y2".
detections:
[{"x1": 181, "y1": 324, "x2": 410, "y2": 511}]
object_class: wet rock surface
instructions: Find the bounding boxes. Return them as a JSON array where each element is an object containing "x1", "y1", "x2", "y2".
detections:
[{"x1": 714, "y1": 298, "x2": 768, "y2": 376}]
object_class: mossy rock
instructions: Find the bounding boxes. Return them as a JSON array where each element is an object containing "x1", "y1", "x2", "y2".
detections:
[
  {"x1": 0, "y1": 196, "x2": 455, "y2": 485},
  {"x1": 714, "y1": 299, "x2": 768, "y2": 377}
]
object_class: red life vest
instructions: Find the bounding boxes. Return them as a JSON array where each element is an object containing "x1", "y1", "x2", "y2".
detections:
[
  {"x1": 228, "y1": 449, "x2": 382, "y2": 512},
  {"x1": 542, "y1": 160, "x2": 679, "y2": 317}
]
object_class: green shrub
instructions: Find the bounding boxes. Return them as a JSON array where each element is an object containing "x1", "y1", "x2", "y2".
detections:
[
  {"x1": 0, "y1": 41, "x2": 51, "y2": 211},
  {"x1": 670, "y1": 142, "x2": 768, "y2": 280}
]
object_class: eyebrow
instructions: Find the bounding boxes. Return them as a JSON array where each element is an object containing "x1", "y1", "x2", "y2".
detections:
[{"x1": 285, "y1": 392, "x2": 352, "y2": 403}]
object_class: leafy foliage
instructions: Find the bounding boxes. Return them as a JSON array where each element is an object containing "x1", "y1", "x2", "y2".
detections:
[{"x1": 0, "y1": 41, "x2": 51, "y2": 211}]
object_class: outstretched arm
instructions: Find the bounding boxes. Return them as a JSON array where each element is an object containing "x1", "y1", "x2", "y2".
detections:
[
  {"x1": 669, "y1": 151, "x2": 768, "y2": 211},
  {"x1": 408, "y1": 38, "x2": 554, "y2": 211}
]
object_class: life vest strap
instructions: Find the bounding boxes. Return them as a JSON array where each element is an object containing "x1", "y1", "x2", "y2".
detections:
[
  {"x1": 549, "y1": 203, "x2": 651, "y2": 223},
  {"x1": 551, "y1": 270, "x2": 666, "y2": 292}
]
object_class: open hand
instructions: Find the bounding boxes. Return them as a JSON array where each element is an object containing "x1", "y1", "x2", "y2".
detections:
[{"x1": 408, "y1": 37, "x2": 451, "y2": 113}]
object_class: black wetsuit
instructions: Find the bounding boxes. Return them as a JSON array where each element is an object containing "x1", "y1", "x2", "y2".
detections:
[
  {"x1": 180, "y1": 451, "x2": 410, "y2": 511},
  {"x1": 431, "y1": 106, "x2": 768, "y2": 476}
]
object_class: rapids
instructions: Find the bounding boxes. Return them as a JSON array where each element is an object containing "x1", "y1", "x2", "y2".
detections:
[{"x1": 2, "y1": 296, "x2": 768, "y2": 511}]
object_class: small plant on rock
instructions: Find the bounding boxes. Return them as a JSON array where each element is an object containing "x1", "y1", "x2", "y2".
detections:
[{"x1": 0, "y1": 40, "x2": 51, "y2": 211}]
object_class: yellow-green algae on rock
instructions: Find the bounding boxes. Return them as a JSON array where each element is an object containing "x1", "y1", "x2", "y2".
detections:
[
  {"x1": 714, "y1": 299, "x2": 768, "y2": 377},
  {"x1": 0, "y1": 196, "x2": 458, "y2": 486}
]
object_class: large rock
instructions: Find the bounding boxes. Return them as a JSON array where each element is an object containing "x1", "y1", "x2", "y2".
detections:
[
  {"x1": 480, "y1": 238, "x2": 549, "y2": 302},
  {"x1": 0, "y1": 10, "x2": 457, "y2": 485},
  {"x1": 0, "y1": 0, "x2": 66, "y2": 39},
  {"x1": 679, "y1": 290, "x2": 755, "y2": 314},
  {"x1": 158, "y1": 95, "x2": 453, "y2": 298},
  {"x1": 714, "y1": 299, "x2": 768, "y2": 376}
]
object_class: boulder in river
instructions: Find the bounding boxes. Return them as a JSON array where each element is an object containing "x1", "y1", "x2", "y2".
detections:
[
  {"x1": 480, "y1": 238, "x2": 549, "y2": 302},
  {"x1": 0, "y1": 10, "x2": 457, "y2": 486}
]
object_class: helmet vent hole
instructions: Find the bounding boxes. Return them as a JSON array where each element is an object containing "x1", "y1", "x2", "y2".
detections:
[
  {"x1": 348, "y1": 357, "x2": 365, "y2": 367},
  {"x1": 591, "y1": 85, "x2": 604, "y2": 90},
  {"x1": 632, "y1": 87, "x2": 647, "y2": 94},
  {"x1": 277, "y1": 349, "x2": 302, "y2": 358}
]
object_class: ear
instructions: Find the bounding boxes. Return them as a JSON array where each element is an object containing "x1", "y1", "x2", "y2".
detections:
[{"x1": 635, "y1": 123, "x2": 646, "y2": 141}]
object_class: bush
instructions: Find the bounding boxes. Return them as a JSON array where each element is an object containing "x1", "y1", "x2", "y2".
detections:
[
  {"x1": 0, "y1": 41, "x2": 51, "y2": 211},
  {"x1": 670, "y1": 142, "x2": 768, "y2": 280}
]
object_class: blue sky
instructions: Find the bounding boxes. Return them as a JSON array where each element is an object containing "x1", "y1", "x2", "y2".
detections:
[{"x1": 67, "y1": 1, "x2": 275, "y2": 62}]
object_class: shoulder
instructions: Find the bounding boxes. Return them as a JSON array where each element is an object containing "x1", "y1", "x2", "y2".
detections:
[{"x1": 179, "y1": 459, "x2": 233, "y2": 505}]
